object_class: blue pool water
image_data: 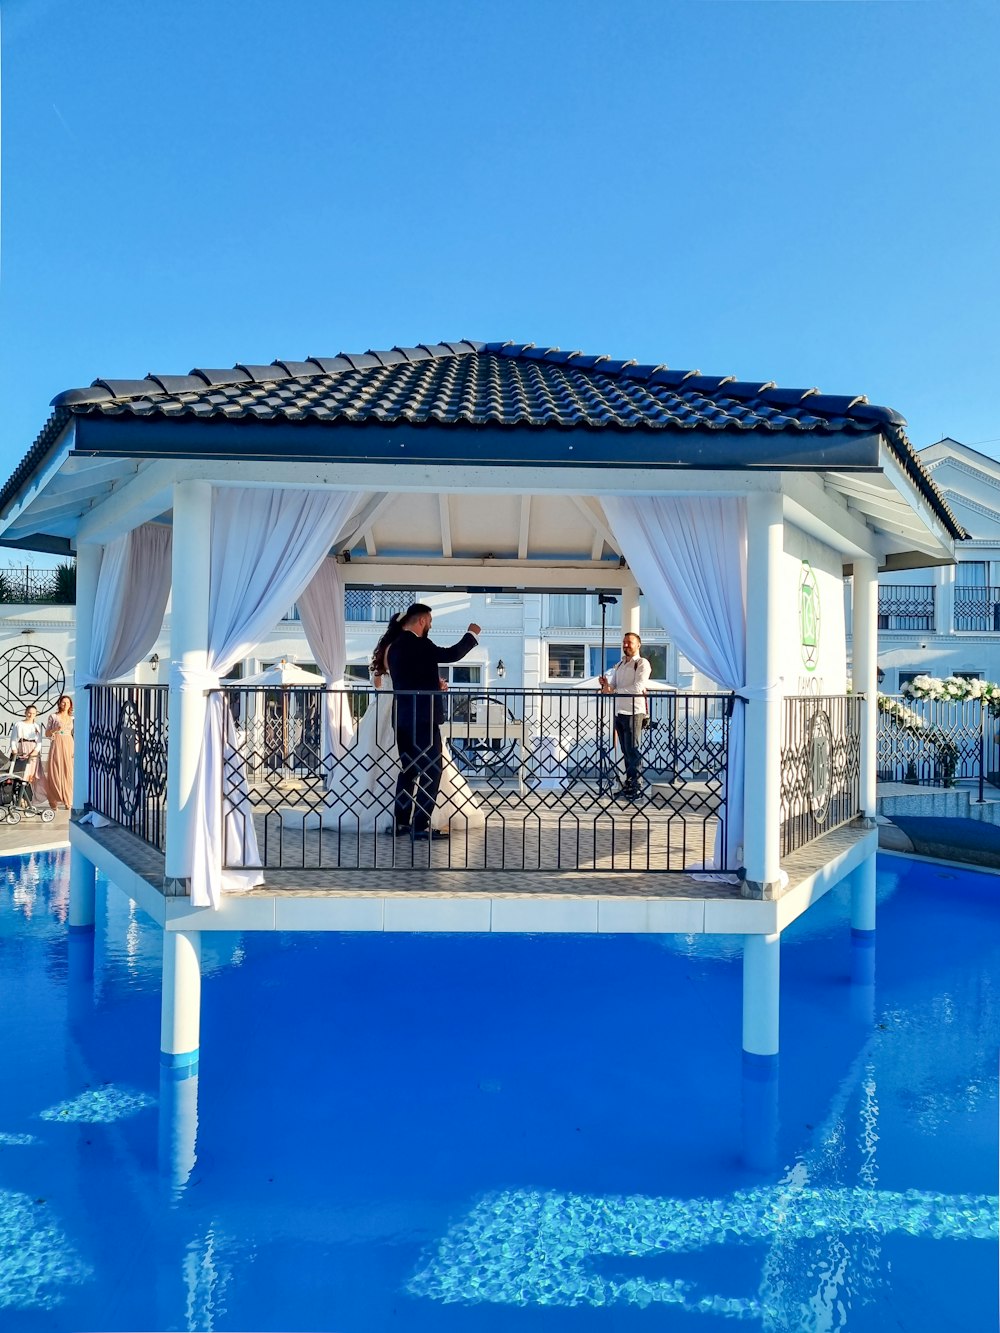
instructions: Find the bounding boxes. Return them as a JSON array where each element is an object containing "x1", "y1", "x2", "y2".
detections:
[{"x1": 0, "y1": 849, "x2": 997, "y2": 1331}]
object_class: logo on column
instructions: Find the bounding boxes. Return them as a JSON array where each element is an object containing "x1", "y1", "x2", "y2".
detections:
[{"x1": 799, "y1": 561, "x2": 820, "y2": 672}]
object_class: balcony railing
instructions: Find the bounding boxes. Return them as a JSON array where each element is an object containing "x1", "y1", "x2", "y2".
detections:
[
  {"x1": 877, "y1": 584, "x2": 934, "y2": 631},
  {"x1": 215, "y1": 687, "x2": 734, "y2": 875},
  {"x1": 953, "y1": 586, "x2": 1000, "y2": 633},
  {"x1": 88, "y1": 685, "x2": 169, "y2": 850},
  {"x1": 780, "y1": 695, "x2": 862, "y2": 857}
]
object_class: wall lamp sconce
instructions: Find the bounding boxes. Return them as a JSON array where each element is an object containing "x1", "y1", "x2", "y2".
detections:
[
  {"x1": 876, "y1": 666, "x2": 885, "y2": 685},
  {"x1": 148, "y1": 653, "x2": 160, "y2": 673},
  {"x1": 496, "y1": 659, "x2": 506, "y2": 679}
]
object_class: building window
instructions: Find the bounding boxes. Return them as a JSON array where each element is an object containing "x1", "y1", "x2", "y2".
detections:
[
  {"x1": 447, "y1": 665, "x2": 482, "y2": 686},
  {"x1": 954, "y1": 563, "x2": 998, "y2": 632},
  {"x1": 588, "y1": 646, "x2": 619, "y2": 677},
  {"x1": 547, "y1": 594, "x2": 588, "y2": 627},
  {"x1": 548, "y1": 644, "x2": 586, "y2": 679},
  {"x1": 644, "y1": 645, "x2": 667, "y2": 680}
]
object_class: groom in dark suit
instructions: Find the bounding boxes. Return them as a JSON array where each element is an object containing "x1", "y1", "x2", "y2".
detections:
[{"x1": 386, "y1": 603, "x2": 481, "y2": 840}]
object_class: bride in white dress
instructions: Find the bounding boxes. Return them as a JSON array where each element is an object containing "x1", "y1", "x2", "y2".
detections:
[{"x1": 298, "y1": 615, "x2": 486, "y2": 834}]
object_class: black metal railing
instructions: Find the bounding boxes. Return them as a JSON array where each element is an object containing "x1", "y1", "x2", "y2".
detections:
[
  {"x1": 954, "y1": 586, "x2": 1000, "y2": 633},
  {"x1": 876, "y1": 694, "x2": 1000, "y2": 796},
  {"x1": 780, "y1": 695, "x2": 862, "y2": 857},
  {"x1": 877, "y1": 584, "x2": 934, "y2": 631},
  {"x1": 0, "y1": 564, "x2": 76, "y2": 605},
  {"x1": 215, "y1": 687, "x2": 734, "y2": 875},
  {"x1": 88, "y1": 685, "x2": 169, "y2": 850}
]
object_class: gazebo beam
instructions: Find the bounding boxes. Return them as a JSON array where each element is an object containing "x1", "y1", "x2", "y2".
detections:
[{"x1": 338, "y1": 558, "x2": 626, "y2": 590}]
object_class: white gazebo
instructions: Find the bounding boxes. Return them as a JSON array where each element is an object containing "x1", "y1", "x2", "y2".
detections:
[{"x1": 0, "y1": 341, "x2": 962, "y2": 1106}]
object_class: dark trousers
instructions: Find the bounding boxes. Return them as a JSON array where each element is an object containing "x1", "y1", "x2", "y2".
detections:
[
  {"x1": 614, "y1": 713, "x2": 646, "y2": 791},
  {"x1": 393, "y1": 722, "x2": 443, "y2": 832}
]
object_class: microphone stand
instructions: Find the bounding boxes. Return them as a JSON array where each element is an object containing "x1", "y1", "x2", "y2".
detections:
[{"x1": 597, "y1": 593, "x2": 618, "y2": 796}]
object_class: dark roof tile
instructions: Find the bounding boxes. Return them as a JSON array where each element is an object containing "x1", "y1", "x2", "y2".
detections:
[{"x1": 22, "y1": 339, "x2": 961, "y2": 540}]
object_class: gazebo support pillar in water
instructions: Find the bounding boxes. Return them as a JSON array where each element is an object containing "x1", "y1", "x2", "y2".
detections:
[
  {"x1": 160, "y1": 929, "x2": 201, "y2": 1070},
  {"x1": 165, "y1": 480, "x2": 213, "y2": 888},
  {"x1": 69, "y1": 540, "x2": 102, "y2": 929}
]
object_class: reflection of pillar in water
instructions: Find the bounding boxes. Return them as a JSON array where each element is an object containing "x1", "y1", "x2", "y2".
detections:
[
  {"x1": 158, "y1": 1064, "x2": 200, "y2": 1199},
  {"x1": 66, "y1": 929, "x2": 96, "y2": 1032},
  {"x1": 741, "y1": 1053, "x2": 779, "y2": 1173},
  {"x1": 849, "y1": 854, "x2": 876, "y2": 1025}
]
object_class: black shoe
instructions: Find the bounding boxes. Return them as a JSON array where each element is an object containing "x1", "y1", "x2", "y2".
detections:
[
  {"x1": 411, "y1": 829, "x2": 450, "y2": 841},
  {"x1": 384, "y1": 824, "x2": 411, "y2": 836}
]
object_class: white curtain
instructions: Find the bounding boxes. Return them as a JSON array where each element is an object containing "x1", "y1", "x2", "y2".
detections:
[
  {"x1": 297, "y1": 557, "x2": 355, "y2": 778},
  {"x1": 90, "y1": 524, "x2": 172, "y2": 682},
  {"x1": 185, "y1": 487, "x2": 359, "y2": 908},
  {"x1": 601, "y1": 495, "x2": 747, "y2": 869}
]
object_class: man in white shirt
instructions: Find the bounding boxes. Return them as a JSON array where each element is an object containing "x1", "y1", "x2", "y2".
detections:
[{"x1": 600, "y1": 632, "x2": 652, "y2": 797}]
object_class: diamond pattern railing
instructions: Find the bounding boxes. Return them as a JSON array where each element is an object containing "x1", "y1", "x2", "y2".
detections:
[
  {"x1": 876, "y1": 694, "x2": 994, "y2": 789},
  {"x1": 215, "y1": 687, "x2": 734, "y2": 875},
  {"x1": 877, "y1": 583, "x2": 934, "y2": 631},
  {"x1": 953, "y1": 586, "x2": 1000, "y2": 633},
  {"x1": 780, "y1": 695, "x2": 862, "y2": 857},
  {"x1": 88, "y1": 685, "x2": 169, "y2": 850}
]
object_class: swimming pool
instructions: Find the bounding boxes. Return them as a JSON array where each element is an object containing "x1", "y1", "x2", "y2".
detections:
[{"x1": 1, "y1": 849, "x2": 996, "y2": 1330}]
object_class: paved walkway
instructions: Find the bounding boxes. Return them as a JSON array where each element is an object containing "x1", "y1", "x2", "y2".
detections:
[{"x1": 0, "y1": 806, "x2": 70, "y2": 857}]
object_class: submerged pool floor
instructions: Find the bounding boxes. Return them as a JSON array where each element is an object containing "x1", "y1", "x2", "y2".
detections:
[{"x1": 0, "y1": 848, "x2": 997, "y2": 1331}]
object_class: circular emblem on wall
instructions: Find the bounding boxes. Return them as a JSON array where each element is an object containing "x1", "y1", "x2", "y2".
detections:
[
  {"x1": 0, "y1": 644, "x2": 66, "y2": 717},
  {"x1": 115, "y1": 700, "x2": 142, "y2": 820},
  {"x1": 799, "y1": 560, "x2": 821, "y2": 672},
  {"x1": 807, "y1": 709, "x2": 834, "y2": 822}
]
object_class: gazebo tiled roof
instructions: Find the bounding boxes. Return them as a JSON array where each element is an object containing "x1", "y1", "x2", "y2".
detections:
[
  {"x1": 51, "y1": 339, "x2": 902, "y2": 434},
  {"x1": 1, "y1": 340, "x2": 965, "y2": 542}
]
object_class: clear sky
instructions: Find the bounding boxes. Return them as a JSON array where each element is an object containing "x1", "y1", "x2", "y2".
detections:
[{"x1": 2, "y1": 0, "x2": 999, "y2": 482}]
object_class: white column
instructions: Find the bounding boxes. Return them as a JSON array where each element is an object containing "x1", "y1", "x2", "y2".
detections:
[
  {"x1": 160, "y1": 929, "x2": 201, "y2": 1068},
  {"x1": 743, "y1": 931, "x2": 780, "y2": 1058},
  {"x1": 936, "y1": 564, "x2": 954, "y2": 636},
  {"x1": 852, "y1": 557, "x2": 879, "y2": 821},
  {"x1": 522, "y1": 593, "x2": 543, "y2": 689},
  {"x1": 164, "y1": 481, "x2": 213, "y2": 882},
  {"x1": 70, "y1": 541, "x2": 101, "y2": 927},
  {"x1": 620, "y1": 582, "x2": 640, "y2": 635},
  {"x1": 71, "y1": 541, "x2": 102, "y2": 815},
  {"x1": 742, "y1": 491, "x2": 783, "y2": 893},
  {"x1": 68, "y1": 846, "x2": 96, "y2": 930}
]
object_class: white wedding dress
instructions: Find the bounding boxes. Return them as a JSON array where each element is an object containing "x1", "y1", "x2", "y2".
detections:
[{"x1": 283, "y1": 677, "x2": 486, "y2": 833}]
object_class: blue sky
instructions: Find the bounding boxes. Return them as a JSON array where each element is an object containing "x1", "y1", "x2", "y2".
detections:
[{"x1": 2, "y1": 0, "x2": 999, "y2": 477}]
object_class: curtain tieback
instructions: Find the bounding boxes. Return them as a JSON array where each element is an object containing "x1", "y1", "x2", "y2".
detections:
[
  {"x1": 732, "y1": 678, "x2": 784, "y2": 703},
  {"x1": 170, "y1": 663, "x2": 222, "y2": 694}
]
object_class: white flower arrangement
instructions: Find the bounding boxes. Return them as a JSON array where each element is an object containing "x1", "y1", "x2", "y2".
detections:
[
  {"x1": 900, "y1": 673, "x2": 1000, "y2": 713},
  {"x1": 877, "y1": 693, "x2": 927, "y2": 732}
]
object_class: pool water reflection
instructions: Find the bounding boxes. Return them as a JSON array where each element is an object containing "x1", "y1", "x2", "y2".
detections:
[{"x1": 0, "y1": 848, "x2": 997, "y2": 1330}]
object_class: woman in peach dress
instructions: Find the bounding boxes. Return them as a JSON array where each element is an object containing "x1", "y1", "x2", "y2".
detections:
[{"x1": 44, "y1": 695, "x2": 74, "y2": 809}]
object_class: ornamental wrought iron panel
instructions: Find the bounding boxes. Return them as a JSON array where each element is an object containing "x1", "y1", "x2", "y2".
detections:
[
  {"x1": 88, "y1": 685, "x2": 168, "y2": 850},
  {"x1": 216, "y1": 687, "x2": 733, "y2": 875},
  {"x1": 780, "y1": 695, "x2": 862, "y2": 857},
  {"x1": 876, "y1": 694, "x2": 990, "y2": 788},
  {"x1": 344, "y1": 589, "x2": 417, "y2": 623},
  {"x1": 953, "y1": 586, "x2": 1000, "y2": 633},
  {"x1": 876, "y1": 584, "x2": 935, "y2": 631},
  {"x1": 0, "y1": 565, "x2": 73, "y2": 605}
]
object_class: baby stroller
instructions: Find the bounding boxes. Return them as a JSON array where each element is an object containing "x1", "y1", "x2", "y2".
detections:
[{"x1": 1, "y1": 752, "x2": 55, "y2": 824}]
